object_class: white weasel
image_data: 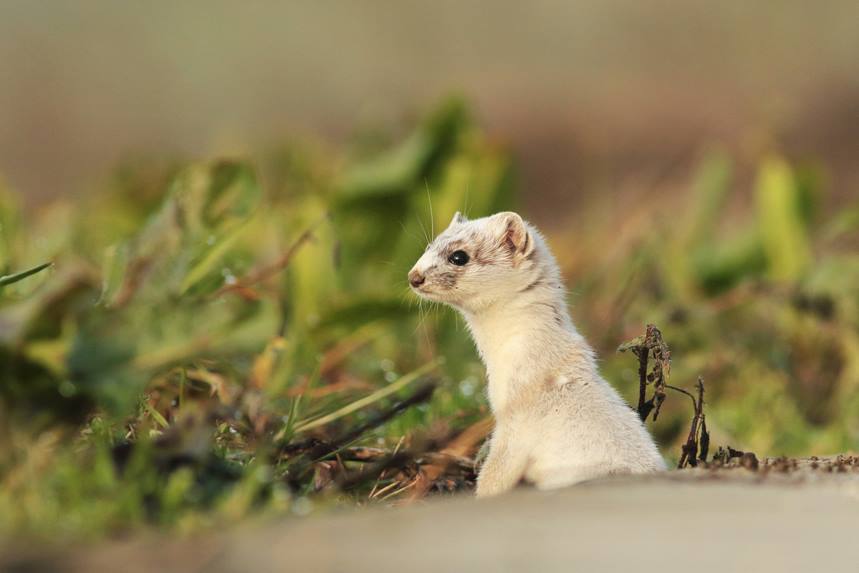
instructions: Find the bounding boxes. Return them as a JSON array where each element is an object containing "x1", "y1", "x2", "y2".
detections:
[{"x1": 409, "y1": 211, "x2": 665, "y2": 497}]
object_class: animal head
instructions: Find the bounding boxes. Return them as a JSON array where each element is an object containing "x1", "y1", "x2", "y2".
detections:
[{"x1": 408, "y1": 211, "x2": 556, "y2": 313}]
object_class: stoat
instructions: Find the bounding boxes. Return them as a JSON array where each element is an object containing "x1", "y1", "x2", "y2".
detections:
[{"x1": 408, "y1": 211, "x2": 665, "y2": 497}]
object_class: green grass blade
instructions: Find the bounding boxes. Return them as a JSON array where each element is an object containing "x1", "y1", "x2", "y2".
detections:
[
  {"x1": 143, "y1": 400, "x2": 170, "y2": 429},
  {"x1": 756, "y1": 157, "x2": 811, "y2": 282},
  {"x1": 0, "y1": 262, "x2": 52, "y2": 287},
  {"x1": 292, "y1": 358, "x2": 442, "y2": 434}
]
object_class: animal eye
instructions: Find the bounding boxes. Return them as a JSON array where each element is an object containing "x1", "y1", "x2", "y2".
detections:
[{"x1": 448, "y1": 250, "x2": 469, "y2": 266}]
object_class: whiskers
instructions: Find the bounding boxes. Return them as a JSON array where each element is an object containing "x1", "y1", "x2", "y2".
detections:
[
  {"x1": 399, "y1": 221, "x2": 427, "y2": 248},
  {"x1": 401, "y1": 285, "x2": 443, "y2": 353},
  {"x1": 425, "y1": 180, "x2": 435, "y2": 239}
]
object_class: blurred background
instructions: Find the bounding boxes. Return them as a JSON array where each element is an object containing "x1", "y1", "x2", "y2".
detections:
[
  {"x1": 3, "y1": 2, "x2": 858, "y2": 217},
  {"x1": 1, "y1": 0, "x2": 858, "y2": 541}
]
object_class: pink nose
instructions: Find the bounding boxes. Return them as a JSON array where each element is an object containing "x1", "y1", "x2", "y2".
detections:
[{"x1": 408, "y1": 270, "x2": 425, "y2": 287}]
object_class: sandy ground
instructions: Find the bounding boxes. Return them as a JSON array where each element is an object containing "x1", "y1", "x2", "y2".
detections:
[{"x1": 6, "y1": 462, "x2": 859, "y2": 573}]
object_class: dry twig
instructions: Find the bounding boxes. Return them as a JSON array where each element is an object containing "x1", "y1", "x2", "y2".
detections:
[
  {"x1": 215, "y1": 214, "x2": 328, "y2": 297},
  {"x1": 618, "y1": 324, "x2": 671, "y2": 421},
  {"x1": 620, "y1": 325, "x2": 710, "y2": 466}
]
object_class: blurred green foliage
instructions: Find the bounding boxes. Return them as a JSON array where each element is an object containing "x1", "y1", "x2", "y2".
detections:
[
  {"x1": 585, "y1": 152, "x2": 859, "y2": 457},
  {"x1": 0, "y1": 100, "x2": 510, "y2": 538},
  {"x1": 0, "y1": 99, "x2": 858, "y2": 540}
]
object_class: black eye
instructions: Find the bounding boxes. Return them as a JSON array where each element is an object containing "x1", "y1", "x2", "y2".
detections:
[{"x1": 448, "y1": 250, "x2": 469, "y2": 266}]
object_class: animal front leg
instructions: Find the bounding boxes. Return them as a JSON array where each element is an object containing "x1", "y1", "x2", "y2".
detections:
[{"x1": 475, "y1": 431, "x2": 530, "y2": 498}]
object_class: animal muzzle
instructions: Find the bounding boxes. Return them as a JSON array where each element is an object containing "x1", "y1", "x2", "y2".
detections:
[{"x1": 408, "y1": 269, "x2": 426, "y2": 288}]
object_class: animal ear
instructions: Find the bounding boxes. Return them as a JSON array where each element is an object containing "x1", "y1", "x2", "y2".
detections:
[
  {"x1": 447, "y1": 211, "x2": 467, "y2": 228},
  {"x1": 493, "y1": 212, "x2": 532, "y2": 256}
]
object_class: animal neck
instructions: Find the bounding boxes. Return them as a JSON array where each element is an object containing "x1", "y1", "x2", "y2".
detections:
[{"x1": 462, "y1": 281, "x2": 596, "y2": 413}]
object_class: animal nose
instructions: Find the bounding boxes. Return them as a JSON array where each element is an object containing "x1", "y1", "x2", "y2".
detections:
[{"x1": 408, "y1": 269, "x2": 425, "y2": 288}]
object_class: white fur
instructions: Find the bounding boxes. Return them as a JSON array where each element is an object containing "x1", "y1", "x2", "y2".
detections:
[{"x1": 409, "y1": 211, "x2": 665, "y2": 497}]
